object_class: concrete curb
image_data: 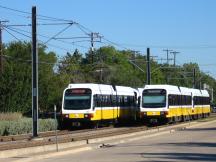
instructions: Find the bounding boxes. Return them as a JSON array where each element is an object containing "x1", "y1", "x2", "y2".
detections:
[
  {"x1": 1, "y1": 118, "x2": 216, "y2": 159},
  {"x1": 10, "y1": 146, "x2": 93, "y2": 162},
  {"x1": 0, "y1": 140, "x2": 87, "y2": 158}
]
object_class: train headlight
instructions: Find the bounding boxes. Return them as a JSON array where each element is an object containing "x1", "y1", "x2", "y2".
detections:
[
  {"x1": 160, "y1": 111, "x2": 168, "y2": 116},
  {"x1": 84, "y1": 114, "x2": 94, "y2": 118},
  {"x1": 143, "y1": 112, "x2": 147, "y2": 116},
  {"x1": 63, "y1": 114, "x2": 69, "y2": 118}
]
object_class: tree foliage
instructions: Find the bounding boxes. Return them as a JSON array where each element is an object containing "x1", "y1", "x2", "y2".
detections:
[{"x1": 0, "y1": 42, "x2": 216, "y2": 114}]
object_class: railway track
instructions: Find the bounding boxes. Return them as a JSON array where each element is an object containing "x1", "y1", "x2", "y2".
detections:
[
  {"x1": 0, "y1": 113, "x2": 215, "y2": 151},
  {"x1": 0, "y1": 126, "x2": 114, "y2": 142}
]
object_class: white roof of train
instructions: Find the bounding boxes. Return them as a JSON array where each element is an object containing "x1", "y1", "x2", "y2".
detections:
[
  {"x1": 67, "y1": 83, "x2": 137, "y2": 96},
  {"x1": 201, "y1": 90, "x2": 209, "y2": 97},
  {"x1": 66, "y1": 84, "x2": 209, "y2": 97},
  {"x1": 142, "y1": 84, "x2": 209, "y2": 97},
  {"x1": 144, "y1": 84, "x2": 181, "y2": 95}
]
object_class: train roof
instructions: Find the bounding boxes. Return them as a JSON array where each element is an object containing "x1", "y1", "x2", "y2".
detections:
[
  {"x1": 144, "y1": 84, "x2": 181, "y2": 94},
  {"x1": 201, "y1": 89, "x2": 210, "y2": 97},
  {"x1": 179, "y1": 87, "x2": 192, "y2": 96},
  {"x1": 143, "y1": 84, "x2": 209, "y2": 97},
  {"x1": 67, "y1": 83, "x2": 137, "y2": 95}
]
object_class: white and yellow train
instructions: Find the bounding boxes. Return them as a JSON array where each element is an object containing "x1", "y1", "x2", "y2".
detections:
[
  {"x1": 138, "y1": 84, "x2": 211, "y2": 123},
  {"x1": 61, "y1": 83, "x2": 211, "y2": 127},
  {"x1": 61, "y1": 83, "x2": 138, "y2": 127}
]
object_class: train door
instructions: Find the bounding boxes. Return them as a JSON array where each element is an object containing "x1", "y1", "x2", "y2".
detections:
[
  {"x1": 112, "y1": 85, "x2": 119, "y2": 123},
  {"x1": 111, "y1": 94, "x2": 116, "y2": 120}
]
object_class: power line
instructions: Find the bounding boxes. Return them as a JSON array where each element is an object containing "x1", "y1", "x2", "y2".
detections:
[
  {"x1": 0, "y1": 5, "x2": 30, "y2": 15},
  {"x1": 4, "y1": 27, "x2": 23, "y2": 41},
  {"x1": 0, "y1": 10, "x2": 30, "y2": 20},
  {"x1": 101, "y1": 38, "x2": 130, "y2": 51},
  {"x1": 76, "y1": 24, "x2": 92, "y2": 36},
  {"x1": 5, "y1": 26, "x2": 31, "y2": 39},
  {"x1": 5, "y1": 26, "x2": 89, "y2": 50},
  {"x1": 44, "y1": 23, "x2": 73, "y2": 44},
  {"x1": 0, "y1": 4, "x2": 72, "y2": 22},
  {"x1": 4, "y1": 22, "x2": 75, "y2": 27},
  {"x1": 110, "y1": 42, "x2": 216, "y2": 50}
]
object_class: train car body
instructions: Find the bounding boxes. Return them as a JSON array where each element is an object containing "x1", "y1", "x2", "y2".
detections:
[
  {"x1": 61, "y1": 83, "x2": 138, "y2": 127},
  {"x1": 138, "y1": 84, "x2": 210, "y2": 123}
]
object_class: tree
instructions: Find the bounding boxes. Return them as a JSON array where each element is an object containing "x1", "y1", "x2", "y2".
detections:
[{"x1": 0, "y1": 41, "x2": 32, "y2": 113}]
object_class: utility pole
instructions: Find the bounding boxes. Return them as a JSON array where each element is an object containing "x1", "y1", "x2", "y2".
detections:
[
  {"x1": 90, "y1": 32, "x2": 94, "y2": 64},
  {"x1": 146, "y1": 48, "x2": 151, "y2": 85},
  {"x1": 0, "y1": 20, "x2": 8, "y2": 74},
  {"x1": 90, "y1": 32, "x2": 101, "y2": 64},
  {"x1": 163, "y1": 49, "x2": 172, "y2": 65},
  {"x1": 170, "y1": 51, "x2": 180, "y2": 67},
  {"x1": 193, "y1": 68, "x2": 196, "y2": 88},
  {"x1": 32, "y1": 6, "x2": 38, "y2": 137}
]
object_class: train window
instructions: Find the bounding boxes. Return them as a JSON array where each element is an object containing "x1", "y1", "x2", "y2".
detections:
[
  {"x1": 121, "y1": 96, "x2": 124, "y2": 106},
  {"x1": 124, "y1": 96, "x2": 128, "y2": 106},
  {"x1": 189, "y1": 96, "x2": 192, "y2": 105},
  {"x1": 103, "y1": 95, "x2": 107, "y2": 107},
  {"x1": 93, "y1": 95, "x2": 98, "y2": 107},
  {"x1": 64, "y1": 88, "x2": 92, "y2": 110},
  {"x1": 168, "y1": 95, "x2": 173, "y2": 106},
  {"x1": 143, "y1": 92, "x2": 166, "y2": 108},
  {"x1": 177, "y1": 95, "x2": 180, "y2": 105},
  {"x1": 112, "y1": 95, "x2": 117, "y2": 106},
  {"x1": 181, "y1": 95, "x2": 185, "y2": 105},
  {"x1": 117, "y1": 96, "x2": 121, "y2": 105}
]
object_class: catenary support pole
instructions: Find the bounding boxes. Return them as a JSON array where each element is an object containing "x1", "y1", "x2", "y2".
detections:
[
  {"x1": 146, "y1": 48, "x2": 151, "y2": 85},
  {"x1": 32, "y1": 6, "x2": 38, "y2": 137},
  {"x1": 0, "y1": 20, "x2": 8, "y2": 74},
  {"x1": 193, "y1": 68, "x2": 196, "y2": 88}
]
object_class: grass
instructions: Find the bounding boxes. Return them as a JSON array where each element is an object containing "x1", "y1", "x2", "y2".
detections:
[{"x1": 0, "y1": 112, "x2": 23, "y2": 121}]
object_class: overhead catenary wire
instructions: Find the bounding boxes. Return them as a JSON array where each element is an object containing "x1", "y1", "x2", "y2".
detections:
[
  {"x1": 5, "y1": 22, "x2": 76, "y2": 27},
  {"x1": 102, "y1": 41, "x2": 216, "y2": 50},
  {"x1": 0, "y1": 4, "x2": 94, "y2": 49},
  {"x1": 3, "y1": 27, "x2": 23, "y2": 41},
  {"x1": 0, "y1": 4, "x2": 73, "y2": 22},
  {"x1": 2, "y1": 4, "x2": 216, "y2": 51},
  {"x1": 4, "y1": 26, "x2": 31, "y2": 39},
  {"x1": 44, "y1": 23, "x2": 74, "y2": 44},
  {"x1": 2, "y1": 54, "x2": 81, "y2": 67},
  {"x1": 1, "y1": 3, "x2": 216, "y2": 82},
  {"x1": 101, "y1": 37, "x2": 130, "y2": 51},
  {"x1": 4, "y1": 26, "x2": 90, "y2": 50}
]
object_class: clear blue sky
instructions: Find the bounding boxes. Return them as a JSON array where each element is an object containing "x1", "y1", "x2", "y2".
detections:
[{"x1": 1, "y1": 0, "x2": 216, "y2": 78}]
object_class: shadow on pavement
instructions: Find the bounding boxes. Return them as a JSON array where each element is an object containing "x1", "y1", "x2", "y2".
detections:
[
  {"x1": 164, "y1": 142, "x2": 216, "y2": 148},
  {"x1": 184, "y1": 127, "x2": 216, "y2": 131},
  {"x1": 139, "y1": 152, "x2": 216, "y2": 161}
]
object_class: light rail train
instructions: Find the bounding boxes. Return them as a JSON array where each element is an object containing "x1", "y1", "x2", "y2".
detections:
[
  {"x1": 61, "y1": 83, "x2": 211, "y2": 128},
  {"x1": 61, "y1": 83, "x2": 138, "y2": 127},
  {"x1": 138, "y1": 84, "x2": 211, "y2": 123}
]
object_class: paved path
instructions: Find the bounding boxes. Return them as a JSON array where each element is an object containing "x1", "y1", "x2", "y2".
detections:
[{"x1": 6, "y1": 120, "x2": 216, "y2": 162}]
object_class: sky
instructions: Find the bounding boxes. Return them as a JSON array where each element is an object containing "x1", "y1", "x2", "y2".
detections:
[{"x1": 0, "y1": 0, "x2": 216, "y2": 78}]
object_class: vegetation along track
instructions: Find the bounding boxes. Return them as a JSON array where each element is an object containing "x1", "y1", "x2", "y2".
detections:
[{"x1": 0, "y1": 113, "x2": 215, "y2": 151}]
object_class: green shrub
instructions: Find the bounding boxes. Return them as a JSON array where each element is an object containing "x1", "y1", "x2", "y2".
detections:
[
  {"x1": 0, "y1": 121, "x2": 8, "y2": 135},
  {"x1": 0, "y1": 118, "x2": 58, "y2": 136},
  {"x1": 7, "y1": 118, "x2": 32, "y2": 135},
  {"x1": 39, "y1": 118, "x2": 57, "y2": 132}
]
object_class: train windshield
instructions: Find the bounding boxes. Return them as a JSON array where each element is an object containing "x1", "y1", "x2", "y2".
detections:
[
  {"x1": 64, "y1": 88, "x2": 92, "y2": 110},
  {"x1": 142, "y1": 89, "x2": 166, "y2": 108}
]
